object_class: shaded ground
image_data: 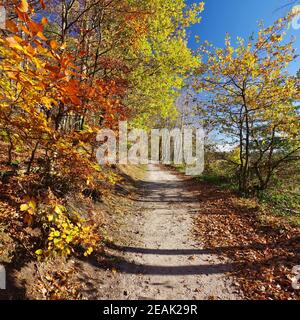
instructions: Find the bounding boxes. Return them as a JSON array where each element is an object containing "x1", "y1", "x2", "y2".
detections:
[
  {"x1": 108, "y1": 165, "x2": 242, "y2": 300},
  {"x1": 193, "y1": 180, "x2": 300, "y2": 300},
  {"x1": 0, "y1": 164, "x2": 140, "y2": 300},
  {"x1": 2, "y1": 164, "x2": 299, "y2": 300}
]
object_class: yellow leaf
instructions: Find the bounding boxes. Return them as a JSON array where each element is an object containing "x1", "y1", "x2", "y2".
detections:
[
  {"x1": 28, "y1": 200, "x2": 36, "y2": 209},
  {"x1": 84, "y1": 247, "x2": 94, "y2": 257},
  {"x1": 60, "y1": 42, "x2": 67, "y2": 50},
  {"x1": 20, "y1": 204, "x2": 29, "y2": 211},
  {"x1": 53, "y1": 230, "x2": 60, "y2": 237},
  {"x1": 54, "y1": 205, "x2": 63, "y2": 215},
  {"x1": 87, "y1": 247, "x2": 93, "y2": 254},
  {"x1": 6, "y1": 37, "x2": 23, "y2": 51},
  {"x1": 35, "y1": 249, "x2": 43, "y2": 255},
  {"x1": 37, "y1": 32, "x2": 47, "y2": 41}
]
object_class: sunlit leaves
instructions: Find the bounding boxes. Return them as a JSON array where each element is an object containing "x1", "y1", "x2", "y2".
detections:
[
  {"x1": 195, "y1": 15, "x2": 300, "y2": 193},
  {"x1": 49, "y1": 40, "x2": 58, "y2": 50},
  {"x1": 0, "y1": 0, "x2": 204, "y2": 261},
  {"x1": 20, "y1": 198, "x2": 37, "y2": 215},
  {"x1": 126, "y1": 0, "x2": 203, "y2": 127},
  {"x1": 17, "y1": 0, "x2": 29, "y2": 13},
  {"x1": 40, "y1": 203, "x2": 99, "y2": 258}
]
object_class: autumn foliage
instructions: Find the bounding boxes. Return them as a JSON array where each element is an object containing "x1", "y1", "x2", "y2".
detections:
[
  {"x1": 195, "y1": 14, "x2": 300, "y2": 195},
  {"x1": 0, "y1": 0, "x2": 203, "y2": 259}
]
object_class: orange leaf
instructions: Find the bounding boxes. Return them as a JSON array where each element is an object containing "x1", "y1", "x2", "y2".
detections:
[
  {"x1": 37, "y1": 31, "x2": 47, "y2": 40},
  {"x1": 17, "y1": 0, "x2": 29, "y2": 13},
  {"x1": 45, "y1": 64, "x2": 60, "y2": 74},
  {"x1": 24, "y1": 213, "x2": 33, "y2": 226},
  {"x1": 16, "y1": 9, "x2": 29, "y2": 22},
  {"x1": 28, "y1": 20, "x2": 43, "y2": 34},
  {"x1": 41, "y1": 17, "x2": 48, "y2": 26},
  {"x1": 49, "y1": 40, "x2": 58, "y2": 49},
  {"x1": 6, "y1": 20, "x2": 18, "y2": 33},
  {"x1": 70, "y1": 96, "x2": 81, "y2": 105},
  {"x1": 21, "y1": 25, "x2": 31, "y2": 35},
  {"x1": 39, "y1": 0, "x2": 46, "y2": 9}
]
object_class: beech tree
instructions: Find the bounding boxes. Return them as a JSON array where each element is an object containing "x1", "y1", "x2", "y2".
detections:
[
  {"x1": 195, "y1": 15, "x2": 300, "y2": 194},
  {"x1": 0, "y1": 0, "x2": 205, "y2": 258}
]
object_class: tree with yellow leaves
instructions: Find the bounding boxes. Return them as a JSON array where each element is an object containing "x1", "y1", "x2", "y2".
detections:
[{"x1": 195, "y1": 14, "x2": 300, "y2": 194}]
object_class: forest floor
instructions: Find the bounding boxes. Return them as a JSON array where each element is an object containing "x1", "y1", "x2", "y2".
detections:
[
  {"x1": 1, "y1": 164, "x2": 299, "y2": 300},
  {"x1": 105, "y1": 164, "x2": 300, "y2": 300}
]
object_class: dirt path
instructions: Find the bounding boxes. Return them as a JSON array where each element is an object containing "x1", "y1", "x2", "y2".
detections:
[{"x1": 113, "y1": 165, "x2": 242, "y2": 300}]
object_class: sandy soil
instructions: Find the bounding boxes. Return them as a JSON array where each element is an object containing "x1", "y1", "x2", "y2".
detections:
[{"x1": 112, "y1": 165, "x2": 242, "y2": 300}]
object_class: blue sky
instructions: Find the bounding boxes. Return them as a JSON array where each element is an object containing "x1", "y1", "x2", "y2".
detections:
[{"x1": 186, "y1": 0, "x2": 300, "y2": 75}]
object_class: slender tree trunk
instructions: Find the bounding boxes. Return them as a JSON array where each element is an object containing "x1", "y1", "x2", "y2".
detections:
[
  {"x1": 238, "y1": 108, "x2": 245, "y2": 193},
  {"x1": 7, "y1": 130, "x2": 13, "y2": 164},
  {"x1": 241, "y1": 91, "x2": 250, "y2": 195},
  {"x1": 27, "y1": 141, "x2": 39, "y2": 174}
]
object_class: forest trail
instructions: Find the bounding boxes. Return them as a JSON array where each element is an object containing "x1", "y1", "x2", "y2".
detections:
[{"x1": 113, "y1": 165, "x2": 242, "y2": 300}]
